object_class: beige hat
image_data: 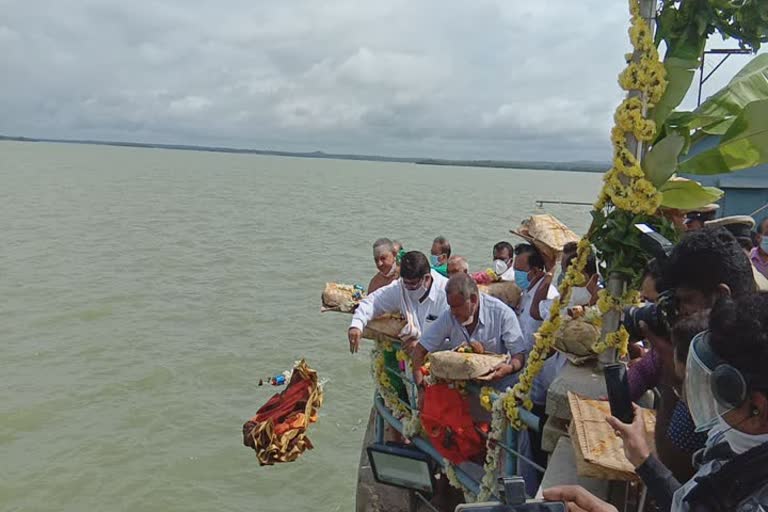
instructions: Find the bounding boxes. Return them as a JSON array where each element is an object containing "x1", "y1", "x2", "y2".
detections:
[
  {"x1": 705, "y1": 215, "x2": 755, "y2": 239},
  {"x1": 687, "y1": 203, "x2": 720, "y2": 214},
  {"x1": 510, "y1": 214, "x2": 580, "y2": 259}
]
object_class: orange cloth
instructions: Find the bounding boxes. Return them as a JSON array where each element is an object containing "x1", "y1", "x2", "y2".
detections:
[
  {"x1": 242, "y1": 360, "x2": 323, "y2": 465},
  {"x1": 420, "y1": 383, "x2": 484, "y2": 464}
]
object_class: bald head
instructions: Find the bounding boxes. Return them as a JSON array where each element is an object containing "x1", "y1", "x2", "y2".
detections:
[
  {"x1": 446, "y1": 272, "x2": 478, "y2": 300},
  {"x1": 446, "y1": 272, "x2": 479, "y2": 325},
  {"x1": 447, "y1": 255, "x2": 469, "y2": 276}
]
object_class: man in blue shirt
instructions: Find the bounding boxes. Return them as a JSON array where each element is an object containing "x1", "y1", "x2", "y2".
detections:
[{"x1": 410, "y1": 272, "x2": 526, "y2": 383}]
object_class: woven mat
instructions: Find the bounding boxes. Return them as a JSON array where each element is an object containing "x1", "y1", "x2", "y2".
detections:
[{"x1": 568, "y1": 392, "x2": 656, "y2": 481}]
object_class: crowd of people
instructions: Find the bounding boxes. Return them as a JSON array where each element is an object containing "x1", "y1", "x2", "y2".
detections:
[{"x1": 347, "y1": 219, "x2": 768, "y2": 511}]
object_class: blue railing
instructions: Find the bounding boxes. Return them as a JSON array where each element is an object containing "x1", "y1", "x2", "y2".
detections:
[{"x1": 372, "y1": 340, "x2": 545, "y2": 498}]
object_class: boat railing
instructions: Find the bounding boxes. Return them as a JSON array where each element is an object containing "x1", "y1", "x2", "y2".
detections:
[{"x1": 371, "y1": 339, "x2": 544, "y2": 500}]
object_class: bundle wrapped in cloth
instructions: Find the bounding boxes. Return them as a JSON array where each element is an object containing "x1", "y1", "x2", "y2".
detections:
[
  {"x1": 242, "y1": 360, "x2": 323, "y2": 465},
  {"x1": 428, "y1": 349, "x2": 509, "y2": 381},
  {"x1": 479, "y1": 281, "x2": 522, "y2": 308},
  {"x1": 510, "y1": 214, "x2": 580, "y2": 261},
  {"x1": 321, "y1": 282, "x2": 366, "y2": 312}
]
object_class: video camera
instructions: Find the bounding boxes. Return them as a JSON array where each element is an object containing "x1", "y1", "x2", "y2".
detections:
[
  {"x1": 620, "y1": 224, "x2": 678, "y2": 341},
  {"x1": 455, "y1": 477, "x2": 565, "y2": 512}
]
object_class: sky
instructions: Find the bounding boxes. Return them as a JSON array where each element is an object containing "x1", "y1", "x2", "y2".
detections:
[{"x1": 0, "y1": 0, "x2": 763, "y2": 161}]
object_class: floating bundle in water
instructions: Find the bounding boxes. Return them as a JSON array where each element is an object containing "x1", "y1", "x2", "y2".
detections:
[
  {"x1": 242, "y1": 360, "x2": 323, "y2": 465},
  {"x1": 320, "y1": 282, "x2": 365, "y2": 312}
]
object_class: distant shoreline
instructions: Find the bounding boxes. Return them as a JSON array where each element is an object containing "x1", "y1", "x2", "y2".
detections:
[{"x1": 0, "y1": 134, "x2": 609, "y2": 173}]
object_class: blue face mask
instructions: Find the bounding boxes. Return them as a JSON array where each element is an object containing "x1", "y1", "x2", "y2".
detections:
[
  {"x1": 514, "y1": 270, "x2": 530, "y2": 290},
  {"x1": 761, "y1": 238, "x2": 768, "y2": 253},
  {"x1": 429, "y1": 254, "x2": 441, "y2": 267}
]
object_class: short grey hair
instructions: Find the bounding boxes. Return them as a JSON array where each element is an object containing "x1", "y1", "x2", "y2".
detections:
[
  {"x1": 373, "y1": 238, "x2": 395, "y2": 255},
  {"x1": 447, "y1": 255, "x2": 468, "y2": 273},
  {"x1": 445, "y1": 272, "x2": 478, "y2": 300}
]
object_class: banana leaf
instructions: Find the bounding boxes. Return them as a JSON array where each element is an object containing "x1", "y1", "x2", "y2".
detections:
[
  {"x1": 652, "y1": 57, "x2": 702, "y2": 130},
  {"x1": 678, "y1": 99, "x2": 768, "y2": 175},
  {"x1": 643, "y1": 132, "x2": 687, "y2": 187},
  {"x1": 659, "y1": 178, "x2": 724, "y2": 210},
  {"x1": 668, "y1": 54, "x2": 768, "y2": 137}
]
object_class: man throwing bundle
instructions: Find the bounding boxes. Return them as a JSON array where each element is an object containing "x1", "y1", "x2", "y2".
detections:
[{"x1": 348, "y1": 251, "x2": 448, "y2": 353}]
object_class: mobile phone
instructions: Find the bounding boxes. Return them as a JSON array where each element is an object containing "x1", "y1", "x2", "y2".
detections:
[
  {"x1": 604, "y1": 363, "x2": 634, "y2": 424},
  {"x1": 455, "y1": 503, "x2": 566, "y2": 511}
]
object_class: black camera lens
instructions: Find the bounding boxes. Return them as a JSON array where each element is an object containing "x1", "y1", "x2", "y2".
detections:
[{"x1": 621, "y1": 302, "x2": 668, "y2": 341}]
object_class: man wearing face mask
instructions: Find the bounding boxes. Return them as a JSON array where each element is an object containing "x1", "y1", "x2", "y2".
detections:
[
  {"x1": 348, "y1": 251, "x2": 448, "y2": 353},
  {"x1": 368, "y1": 238, "x2": 400, "y2": 294},
  {"x1": 411, "y1": 272, "x2": 526, "y2": 388},
  {"x1": 750, "y1": 218, "x2": 768, "y2": 280},
  {"x1": 544, "y1": 293, "x2": 768, "y2": 512},
  {"x1": 512, "y1": 243, "x2": 563, "y2": 482},
  {"x1": 429, "y1": 236, "x2": 451, "y2": 277},
  {"x1": 492, "y1": 241, "x2": 516, "y2": 281},
  {"x1": 562, "y1": 252, "x2": 600, "y2": 307}
]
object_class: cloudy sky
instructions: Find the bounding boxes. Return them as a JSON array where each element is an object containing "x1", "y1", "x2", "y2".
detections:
[{"x1": 0, "y1": 1, "x2": 761, "y2": 161}]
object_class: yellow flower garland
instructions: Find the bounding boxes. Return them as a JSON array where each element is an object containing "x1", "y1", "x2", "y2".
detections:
[
  {"x1": 369, "y1": 0, "x2": 669, "y2": 500},
  {"x1": 494, "y1": 0, "x2": 667, "y2": 430}
]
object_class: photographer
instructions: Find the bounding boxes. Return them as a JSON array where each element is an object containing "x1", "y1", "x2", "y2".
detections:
[
  {"x1": 545, "y1": 292, "x2": 768, "y2": 511},
  {"x1": 621, "y1": 228, "x2": 755, "y2": 479}
]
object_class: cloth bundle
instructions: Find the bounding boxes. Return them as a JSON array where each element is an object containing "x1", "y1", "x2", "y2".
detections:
[{"x1": 242, "y1": 360, "x2": 323, "y2": 465}]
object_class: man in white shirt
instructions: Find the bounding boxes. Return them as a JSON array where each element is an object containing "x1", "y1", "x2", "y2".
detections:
[
  {"x1": 492, "y1": 241, "x2": 517, "y2": 282},
  {"x1": 411, "y1": 272, "x2": 526, "y2": 382},
  {"x1": 348, "y1": 251, "x2": 448, "y2": 353},
  {"x1": 514, "y1": 242, "x2": 564, "y2": 492}
]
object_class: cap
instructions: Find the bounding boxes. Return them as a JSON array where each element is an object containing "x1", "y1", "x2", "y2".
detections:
[
  {"x1": 684, "y1": 204, "x2": 720, "y2": 224},
  {"x1": 705, "y1": 215, "x2": 756, "y2": 240}
]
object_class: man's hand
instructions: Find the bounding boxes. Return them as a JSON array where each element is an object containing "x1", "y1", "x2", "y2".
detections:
[
  {"x1": 491, "y1": 363, "x2": 514, "y2": 380},
  {"x1": 605, "y1": 403, "x2": 651, "y2": 468},
  {"x1": 348, "y1": 327, "x2": 362, "y2": 354},
  {"x1": 543, "y1": 486, "x2": 618, "y2": 512},
  {"x1": 542, "y1": 251, "x2": 558, "y2": 273}
]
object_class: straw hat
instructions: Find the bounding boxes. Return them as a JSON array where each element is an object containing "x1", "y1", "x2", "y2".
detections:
[{"x1": 510, "y1": 214, "x2": 580, "y2": 259}]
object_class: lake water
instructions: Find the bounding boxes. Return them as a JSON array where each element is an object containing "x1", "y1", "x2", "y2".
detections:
[{"x1": 0, "y1": 141, "x2": 602, "y2": 511}]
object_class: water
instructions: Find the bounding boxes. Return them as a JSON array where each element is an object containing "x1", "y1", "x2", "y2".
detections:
[{"x1": 0, "y1": 141, "x2": 601, "y2": 511}]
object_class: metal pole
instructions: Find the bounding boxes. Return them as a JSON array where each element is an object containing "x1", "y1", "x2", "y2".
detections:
[
  {"x1": 599, "y1": 0, "x2": 655, "y2": 366},
  {"x1": 598, "y1": 273, "x2": 626, "y2": 366}
]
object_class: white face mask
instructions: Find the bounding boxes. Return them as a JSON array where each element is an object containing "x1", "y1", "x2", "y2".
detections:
[
  {"x1": 716, "y1": 415, "x2": 768, "y2": 454},
  {"x1": 461, "y1": 303, "x2": 476, "y2": 326},
  {"x1": 493, "y1": 259, "x2": 509, "y2": 275},
  {"x1": 404, "y1": 278, "x2": 429, "y2": 302},
  {"x1": 381, "y1": 261, "x2": 397, "y2": 277},
  {"x1": 569, "y1": 286, "x2": 592, "y2": 307}
]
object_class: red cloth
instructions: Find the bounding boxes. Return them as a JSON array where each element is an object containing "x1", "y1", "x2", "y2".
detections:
[{"x1": 420, "y1": 384, "x2": 484, "y2": 464}]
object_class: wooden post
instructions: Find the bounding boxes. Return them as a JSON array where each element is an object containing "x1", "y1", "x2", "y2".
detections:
[{"x1": 599, "y1": 0, "x2": 656, "y2": 367}]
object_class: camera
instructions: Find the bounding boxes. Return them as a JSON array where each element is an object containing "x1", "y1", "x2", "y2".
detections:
[
  {"x1": 619, "y1": 224, "x2": 678, "y2": 341},
  {"x1": 621, "y1": 289, "x2": 676, "y2": 341}
]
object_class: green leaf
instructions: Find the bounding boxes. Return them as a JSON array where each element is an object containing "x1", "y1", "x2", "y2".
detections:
[
  {"x1": 659, "y1": 179, "x2": 724, "y2": 210},
  {"x1": 679, "y1": 99, "x2": 768, "y2": 174},
  {"x1": 689, "y1": 53, "x2": 768, "y2": 133},
  {"x1": 652, "y1": 57, "x2": 701, "y2": 129},
  {"x1": 643, "y1": 132, "x2": 686, "y2": 186}
]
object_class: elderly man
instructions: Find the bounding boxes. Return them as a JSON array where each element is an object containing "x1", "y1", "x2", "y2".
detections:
[
  {"x1": 447, "y1": 255, "x2": 469, "y2": 276},
  {"x1": 410, "y1": 272, "x2": 526, "y2": 383},
  {"x1": 368, "y1": 238, "x2": 400, "y2": 294},
  {"x1": 430, "y1": 236, "x2": 451, "y2": 277},
  {"x1": 348, "y1": 251, "x2": 448, "y2": 353}
]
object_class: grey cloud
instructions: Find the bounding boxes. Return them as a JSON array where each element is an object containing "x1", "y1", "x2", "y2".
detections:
[{"x1": 3, "y1": 0, "x2": 755, "y2": 161}]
